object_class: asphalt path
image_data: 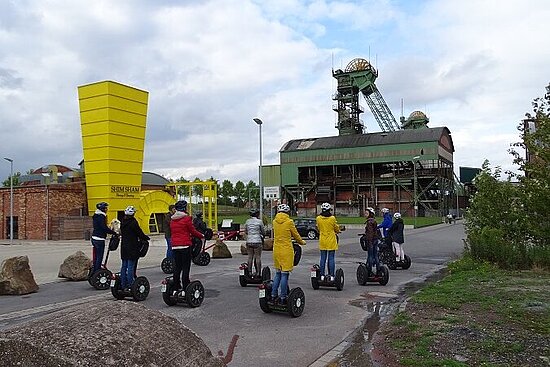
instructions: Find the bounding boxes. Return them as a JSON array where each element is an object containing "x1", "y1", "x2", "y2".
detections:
[{"x1": 0, "y1": 223, "x2": 465, "y2": 366}]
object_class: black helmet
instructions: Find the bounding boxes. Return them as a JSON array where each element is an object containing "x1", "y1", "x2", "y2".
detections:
[
  {"x1": 96, "y1": 202, "x2": 108, "y2": 212},
  {"x1": 195, "y1": 211, "x2": 203, "y2": 218},
  {"x1": 174, "y1": 200, "x2": 187, "y2": 212},
  {"x1": 249, "y1": 208, "x2": 259, "y2": 217}
]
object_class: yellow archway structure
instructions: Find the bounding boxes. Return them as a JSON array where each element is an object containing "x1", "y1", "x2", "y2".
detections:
[{"x1": 134, "y1": 190, "x2": 176, "y2": 234}]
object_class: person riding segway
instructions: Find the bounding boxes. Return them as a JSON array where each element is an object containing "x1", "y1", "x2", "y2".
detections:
[
  {"x1": 357, "y1": 207, "x2": 389, "y2": 286},
  {"x1": 88, "y1": 202, "x2": 118, "y2": 290},
  {"x1": 385, "y1": 212, "x2": 411, "y2": 269},
  {"x1": 161, "y1": 204, "x2": 176, "y2": 274},
  {"x1": 239, "y1": 208, "x2": 269, "y2": 286}
]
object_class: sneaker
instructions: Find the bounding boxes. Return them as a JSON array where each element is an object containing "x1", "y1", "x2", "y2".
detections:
[
  {"x1": 278, "y1": 298, "x2": 287, "y2": 306},
  {"x1": 320, "y1": 275, "x2": 325, "y2": 281},
  {"x1": 329, "y1": 276, "x2": 335, "y2": 282}
]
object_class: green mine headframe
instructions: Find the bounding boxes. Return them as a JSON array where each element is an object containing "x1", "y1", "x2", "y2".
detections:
[{"x1": 332, "y1": 58, "x2": 401, "y2": 134}]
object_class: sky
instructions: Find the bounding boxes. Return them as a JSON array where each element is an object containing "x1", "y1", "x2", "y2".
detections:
[{"x1": 1, "y1": 0, "x2": 549, "y2": 184}]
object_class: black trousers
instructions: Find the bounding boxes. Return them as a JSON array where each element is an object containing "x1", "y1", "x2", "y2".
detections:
[{"x1": 173, "y1": 247, "x2": 192, "y2": 289}]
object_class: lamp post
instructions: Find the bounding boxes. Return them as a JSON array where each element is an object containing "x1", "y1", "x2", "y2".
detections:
[
  {"x1": 3, "y1": 157, "x2": 13, "y2": 245},
  {"x1": 412, "y1": 155, "x2": 420, "y2": 229},
  {"x1": 253, "y1": 118, "x2": 263, "y2": 219}
]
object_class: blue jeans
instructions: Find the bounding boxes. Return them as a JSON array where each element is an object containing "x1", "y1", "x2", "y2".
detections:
[
  {"x1": 320, "y1": 250, "x2": 335, "y2": 276},
  {"x1": 91, "y1": 239, "x2": 105, "y2": 273},
  {"x1": 271, "y1": 270, "x2": 289, "y2": 300},
  {"x1": 367, "y1": 241, "x2": 380, "y2": 274},
  {"x1": 120, "y1": 259, "x2": 136, "y2": 288},
  {"x1": 165, "y1": 238, "x2": 173, "y2": 258}
]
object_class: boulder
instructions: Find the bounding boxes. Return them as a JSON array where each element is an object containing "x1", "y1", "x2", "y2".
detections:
[
  {"x1": 263, "y1": 238, "x2": 274, "y2": 251},
  {"x1": 0, "y1": 300, "x2": 224, "y2": 367},
  {"x1": 240, "y1": 244, "x2": 248, "y2": 255},
  {"x1": 58, "y1": 251, "x2": 91, "y2": 281},
  {"x1": 0, "y1": 256, "x2": 39, "y2": 295},
  {"x1": 212, "y1": 239, "x2": 232, "y2": 258}
]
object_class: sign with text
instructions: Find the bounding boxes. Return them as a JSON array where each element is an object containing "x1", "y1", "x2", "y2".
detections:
[{"x1": 263, "y1": 186, "x2": 280, "y2": 200}]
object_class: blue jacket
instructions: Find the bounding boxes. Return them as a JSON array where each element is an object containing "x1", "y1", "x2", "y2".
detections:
[
  {"x1": 91, "y1": 210, "x2": 117, "y2": 239},
  {"x1": 377, "y1": 212, "x2": 393, "y2": 238}
]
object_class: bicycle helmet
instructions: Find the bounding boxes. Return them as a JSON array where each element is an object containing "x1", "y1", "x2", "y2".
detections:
[
  {"x1": 249, "y1": 208, "x2": 259, "y2": 217},
  {"x1": 366, "y1": 207, "x2": 375, "y2": 215},
  {"x1": 321, "y1": 202, "x2": 332, "y2": 211},
  {"x1": 277, "y1": 203, "x2": 290, "y2": 213},
  {"x1": 175, "y1": 200, "x2": 187, "y2": 212},
  {"x1": 96, "y1": 202, "x2": 109, "y2": 212},
  {"x1": 381, "y1": 208, "x2": 389, "y2": 214},
  {"x1": 394, "y1": 212, "x2": 401, "y2": 219},
  {"x1": 124, "y1": 206, "x2": 136, "y2": 215}
]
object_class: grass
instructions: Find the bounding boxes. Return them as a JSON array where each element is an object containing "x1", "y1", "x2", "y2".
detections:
[{"x1": 380, "y1": 256, "x2": 550, "y2": 366}]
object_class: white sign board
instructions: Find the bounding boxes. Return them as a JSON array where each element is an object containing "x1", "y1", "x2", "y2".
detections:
[{"x1": 263, "y1": 186, "x2": 280, "y2": 200}]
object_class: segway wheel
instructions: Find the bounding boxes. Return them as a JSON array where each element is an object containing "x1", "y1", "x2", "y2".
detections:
[
  {"x1": 402, "y1": 255, "x2": 412, "y2": 270},
  {"x1": 311, "y1": 266, "x2": 320, "y2": 290},
  {"x1": 259, "y1": 281, "x2": 272, "y2": 313},
  {"x1": 293, "y1": 243, "x2": 302, "y2": 266},
  {"x1": 356, "y1": 264, "x2": 368, "y2": 286},
  {"x1": 261, "y1": 266, "x2": 271, "y2": 282},
  {"x1": 287, "y1": 287, "x2": 306, "y2": 318},
  {"x1": 132, "y1": 276, "x2": 150, "y2": 302},
  {"x1": 110, "y1": 274, "x2": 125, "y2": 300},
  {"x1": 379, "y1": 265, "x2": 390, "y2": 286},
  {"x1": 239, "y1": 275, "x2": 248, "y2": 287},
  {"x1": 186, "y1": 281, "x2": 205, "y2": 308},
  {"x1": 161, "y1": 257, "x2": 174, "y2": 274},
  {"x1": 162, "y1": 278, "x2": 178, "y2": 306},
  {"x1": 194, "y1": 252, "x2": 211, "y2": 266},
  {"x1": 91, "y1": 269, "x2": 112, "y2": 290},
  {"x1": 335, "y1": 268, "x2": 345, "y2": 291}
]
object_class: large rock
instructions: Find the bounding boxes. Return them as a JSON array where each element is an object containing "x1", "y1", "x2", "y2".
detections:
[
  {"x1": 58, "y1": 250, "x2": 91, "y2": 281},
  {"x1": 0, "y1": 256, "x2": 39, "y2": 295},
  {"x1": 0, "y1": 300, "x2": 224, "y2": 367},
  {"x1": 263, "y1": 238, "x2": 274, "y2": 251},
  {"x1": 212, "y1": 239, "x2": 232, "y2": 258}
]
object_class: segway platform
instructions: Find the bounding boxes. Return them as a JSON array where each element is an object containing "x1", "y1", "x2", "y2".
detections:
[
  {"x1": 356, "y1": 263, "x2": 390, "y2": 286},
  {"x1": 239, "y1": 264, "x2": 271, "y2": 287},
  {"x1": 258, "y1": 280, "x2": 305, "y2": 317},
  {"x1": 161, "y1": 277, "x2": 205, "y2": 308},
  {"x1": 110, "y1": 273, "x2": 150, "y2": 301},
  {"x1": 310, "y1": 264, "x2": 344, "y2": 291}
]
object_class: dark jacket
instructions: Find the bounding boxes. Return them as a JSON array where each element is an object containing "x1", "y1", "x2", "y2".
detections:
[
  {"x1": 92, "y1": 210, "x2": 117, "y2": 239},
  {"x1": 164, "y1": 212, "x2": 172, "y2": 240},
  {"x1": 364, "y1": 217, "x2": 380, "y2": 245},
  {"x1": 120, "y1": 216, "x2": 150, "y2": 260},
  {"x1": 193, "y1": 216, "x2": 208, "y2": 234},
  {"x1": 388, "y1": 218, "x2": 405, "y2": 244}
]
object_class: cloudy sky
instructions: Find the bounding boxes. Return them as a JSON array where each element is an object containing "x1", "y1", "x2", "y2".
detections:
[{"x1": 1, "y1": 0, "x2": 549, "y2": 184}]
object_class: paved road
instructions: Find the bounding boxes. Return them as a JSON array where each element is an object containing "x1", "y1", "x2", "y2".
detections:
[{"x1": 0, "y1": 223, "x2": 465, "y2": 366}]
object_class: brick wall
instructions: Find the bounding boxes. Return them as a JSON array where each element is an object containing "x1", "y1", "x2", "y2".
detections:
[{"x1": 0, "y1": 182, "x2": 87, "y2": 240}]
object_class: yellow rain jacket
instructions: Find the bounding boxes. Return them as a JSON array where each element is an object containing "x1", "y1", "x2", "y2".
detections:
[
  {"x1": 316, "y1": 214, "x2": 341, "y2": 251},
  {"x1": 272, "y1": 212, "x2": 306, "y2": 272}
]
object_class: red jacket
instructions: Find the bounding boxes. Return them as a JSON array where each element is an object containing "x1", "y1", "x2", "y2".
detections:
[{"x1": 170, "y1": 211, "x2": 204, "y2": 248}]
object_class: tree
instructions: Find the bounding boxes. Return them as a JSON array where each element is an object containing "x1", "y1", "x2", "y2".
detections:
[
  {"x1": 246, "y1": 180, "x2": 258, "y2": 208},
  {"x1": 233, "y1": 181, "x2": 246, "y2": 207},
  {"x1": 2, "y1": 172, "x2": 21, "y2": 187},
  {"x1": 220, "y1": 179, "x2": 234, "y2": 206},
  {"x1": 192, "y1": 177, "x2": 204, "y2": 198},
  {"x1": 175, "y1": 176, "x2": 189, "y2": 198}
]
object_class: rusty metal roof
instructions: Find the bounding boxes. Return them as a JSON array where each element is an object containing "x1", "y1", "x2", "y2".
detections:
[{"x1": 280, "y1": 127, "x2": 453, "y2": 152}]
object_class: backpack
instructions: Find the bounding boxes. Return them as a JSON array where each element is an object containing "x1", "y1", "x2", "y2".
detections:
[
  {"x1": 138, "y1": 238, "x2": 149, "y2": 257},
  {"x1": 108, "y1": 235, "x2": 120, "y2": 251}
]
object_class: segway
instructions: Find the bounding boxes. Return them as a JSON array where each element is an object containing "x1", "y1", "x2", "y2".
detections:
[
  {"x1": 357, "y1": 236, "x2": 390, "y2": 286},
  {"x1": 258, "y1": 240, "x2": 305, "y2": 317},
  {"x1": 88, "y1": 235, "x2": 119, "y2": 290},
  {"x1": 161, "y1": 277, "x2": 205, "y2": 308},
  {"x1": 110, "y1": 273, "x2": 150, "y2": 301},
  {"x1": 310, "y1": 264, "x2": 344, "y2": 291},
  {"x1": 192, "y1": 228, "x2": 214, "y2": 266},
  {"x1": 378, "y1": 238, "x2": 411, "y2": 270},
  {"x1": 239, "y1": 264, "x2": 271, "y2": 287}
]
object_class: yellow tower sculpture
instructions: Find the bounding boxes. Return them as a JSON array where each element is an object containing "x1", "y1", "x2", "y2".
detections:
[{"x1": 78, "y1": 81, "x2": 149, "y2": 223}]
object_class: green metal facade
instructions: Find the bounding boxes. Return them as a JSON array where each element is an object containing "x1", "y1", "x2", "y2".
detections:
[{"x1": 281, "y1": 141, "x2": 438, "y2": 186}]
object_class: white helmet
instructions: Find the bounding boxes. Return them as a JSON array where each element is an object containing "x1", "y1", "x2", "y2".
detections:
[
  {"x1": 321, "y1": 202, "x2": 331, "y2": 211},
  {"x1": 124, "y1": 206, "x2": 136, "y2": 215},
  {"x1": 381, "y1": 208, "x2": 389, "y2": 214},
  {"x1": 394, "y1": 212, "x2": 401, "y2": 219},
  {"x1": 366, "y1": 207, "x2": 375, "y2": 215},
  {"x1": 277, "y1": 203, "x2": 290, "y2": 213}
]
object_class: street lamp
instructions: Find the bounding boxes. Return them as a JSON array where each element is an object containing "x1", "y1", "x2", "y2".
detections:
[
  {"x1": 253, "y1": 118, "x2": 263, "y2": 219},
  {"x1": 412, "y1": 155, "x2": 420, "y2": 229},
  {"x1": 3, "y1": 157, "x2": 13, "y2": 245}
]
